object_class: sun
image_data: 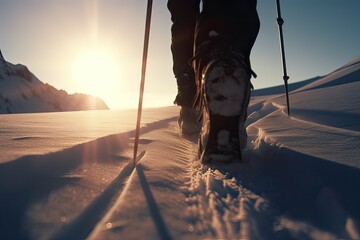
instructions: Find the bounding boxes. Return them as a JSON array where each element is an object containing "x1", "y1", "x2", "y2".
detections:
[{"x1": 73, "y1": 49, "x2": 121, "y2": 101}]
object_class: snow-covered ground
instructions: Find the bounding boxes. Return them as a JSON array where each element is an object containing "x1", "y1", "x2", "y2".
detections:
[{"x1": 1, "y1": 57, "x2": 359, "y2": 240}]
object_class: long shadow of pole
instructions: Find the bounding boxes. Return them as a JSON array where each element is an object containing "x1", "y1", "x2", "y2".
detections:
[{"x1": 136, "y1": 164, "x2": 173, "y2": 240}]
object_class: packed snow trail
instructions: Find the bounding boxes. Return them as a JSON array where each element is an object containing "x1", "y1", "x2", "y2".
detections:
[
  {"x1": 86, "y1": 119, "x2": 360, "y2": 240},
  {"x1": 87, "y1": 122, "x2": 196, "y2": 240}
]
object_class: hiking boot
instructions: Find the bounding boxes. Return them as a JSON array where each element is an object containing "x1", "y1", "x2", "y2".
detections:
[
  {"x1": 173, "y1": 72, "x2": 197, "y2": 108},
  {"x1": 173, "y1": 72, "x2": 200, "y2": 134},
  {"x1": 198, "y1": 56, "x2": 251, "y2": 163},
  {"x1": 178, "y1": 107, "x2": 201, "y2": 135}
]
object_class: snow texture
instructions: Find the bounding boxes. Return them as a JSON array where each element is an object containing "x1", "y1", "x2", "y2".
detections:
[{"x1": 0, "y1": 57, "x2": 360, "y2": 239}]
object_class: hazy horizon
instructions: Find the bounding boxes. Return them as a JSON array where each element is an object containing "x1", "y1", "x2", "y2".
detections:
[{"x1": 1, "y1": 0, "x2": 359, "y2": 109}]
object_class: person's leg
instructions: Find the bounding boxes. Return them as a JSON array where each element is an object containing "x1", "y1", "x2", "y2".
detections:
[
  {"x1": 168, "y1": 0, "x2": 201, "y2": 134},
  {"x1": 194, "y1": 0, "x2": 260, "y2": 76},
  {"x1": 194, "y1": 0, "x2": 260, "y2": 162},
  {"x1": 167, "y1": 0, "x2": 200, "y2": 108}
]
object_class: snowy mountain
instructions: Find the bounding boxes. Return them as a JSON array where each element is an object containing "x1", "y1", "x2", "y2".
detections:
[
  {"x1": 0, "y1": 50, "x2": 109, "y2": 114},
  {"x1": 0, "y1": 56, "x2": 359, "y2": 239}
]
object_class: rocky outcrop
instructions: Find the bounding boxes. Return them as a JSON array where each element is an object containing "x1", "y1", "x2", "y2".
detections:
[{"x1": 0, "y1": 50, "x2": 109, "y2": 114}]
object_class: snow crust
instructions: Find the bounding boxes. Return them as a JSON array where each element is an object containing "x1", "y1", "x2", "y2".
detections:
[{"x1": 1, "y1": 57, "x2": 360, "y2": 239}]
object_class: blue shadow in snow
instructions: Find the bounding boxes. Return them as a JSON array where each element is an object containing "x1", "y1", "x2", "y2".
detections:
[
  {"x1": 136, "y1": 164, "x2": 173, "y2": 240},
  {"x1": 211, "y1": 145, "x2": 360, "y2": 238}
]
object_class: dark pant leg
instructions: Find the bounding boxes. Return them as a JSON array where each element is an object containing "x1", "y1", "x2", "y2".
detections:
[
  {"x1": 167, "y1": 0, "x2": 200, "y2": 78},
  {"x1": 168, "y1": 0, "x2": 200, "y2": 107},
  {"x1": 194, "y1": 0, "x2": 260, "y2": 71}
]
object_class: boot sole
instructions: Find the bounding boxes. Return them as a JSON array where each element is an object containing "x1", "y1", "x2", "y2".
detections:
[{"x1": 199, "y1": 57, "x2": 250, "y2": 163}]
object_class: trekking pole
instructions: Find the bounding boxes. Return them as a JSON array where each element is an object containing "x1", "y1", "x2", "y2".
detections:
[
  {"x1": 275, "y1": 0, "x2": 291, "y2": 116},
  {"x1": 133, "y1": 0, "x2": 153, "y2": 166}
]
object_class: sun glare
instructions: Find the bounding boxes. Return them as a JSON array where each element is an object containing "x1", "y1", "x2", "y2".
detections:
[{"x1": 73, "y1": 50, "x2": 120, "y2": 100}]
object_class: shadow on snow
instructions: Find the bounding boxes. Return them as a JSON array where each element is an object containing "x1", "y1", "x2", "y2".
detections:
[
  {"x1": 209, "y1": 142, "x2": 360, "y2": 238},
  {"x1": 0, "y1": 117, "x2": 176, "y2": 240}
]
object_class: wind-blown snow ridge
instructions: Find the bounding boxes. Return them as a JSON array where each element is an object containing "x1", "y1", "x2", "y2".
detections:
[
  {"x1": 252, "y1": 56, "x2": 360, "y2": 97},
  {"x1": 294, "y1": 63, "x2": 360, "y2": 93},
  {"x1": 250, "y1": 132, "x2": 360, "y2": 239}
]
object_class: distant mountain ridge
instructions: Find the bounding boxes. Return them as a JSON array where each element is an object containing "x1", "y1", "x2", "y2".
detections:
[
  {"x1": 252, "y1": 56, "x2": 360, "y2": 96},
  {"x1": 0, "y1": 50, "x2": 109, "y2": 114}
]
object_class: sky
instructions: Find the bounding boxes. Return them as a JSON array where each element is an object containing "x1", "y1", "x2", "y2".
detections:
[{"x1": 0, "y1": 0, "x2": 359, "y2": 110}]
